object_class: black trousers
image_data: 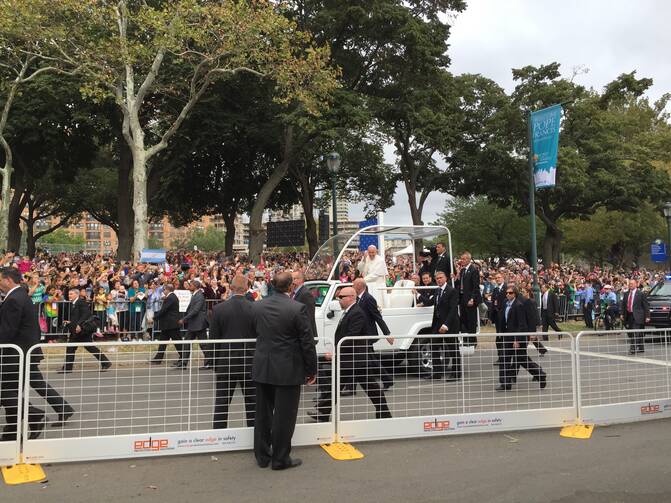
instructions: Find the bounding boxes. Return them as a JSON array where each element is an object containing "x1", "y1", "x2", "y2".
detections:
[
  {"x1": 254, "y1": 382, "x2": 301, "y2": 468},
  {"x1": 213, "y1": 370, "x2": 256, "y2": 429},
  {"x1": 178, "y1": 329, "x2": 214, "y2": 365},
  {"x1": 430, "y1": 337, "x2": 462, "y2": 377},
  {"x1": 583, "y1": 301, "x2": 594, "y2": 328},
  {"x1": 153, "y1": 327, "x2": 181, "y2": 361},
  {"x1": 0, "y1": 353, "x2": 44, "y2": 441},
  {"x1": 30, "y1": 360, "x2": 71, "y2": 416},
  {"x1": 541, "y1": 310, "x2": 561, "y2": 339},
  {"x1": 498, "y1": 336, "x2": 516, "y2": 385},
  {"x1": 63, "y1": 341, "x2": 110, "y2": 370},
  {"x1": 316, "y1": 365, "x2": 391, "y2": 421},
  {"x1": 625, "y1": 316, "x2": 645, "y2": 351},
  {"x1": 460, "y1": 303, "x2": 478, "y2": 346},
  {"x1": 513, "y1": 339, "x2": 544, "y2": 379},
  {"x1": 367, "y1": 350, "x2": 393, "y2": 386}
]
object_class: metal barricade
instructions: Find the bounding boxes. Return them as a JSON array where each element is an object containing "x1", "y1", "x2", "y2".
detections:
[
  {"x1": 575, "y1": 328, "x2": 671, "y2": 425},
  {"x1": 0, "y1": 344, "x2": 24, "y2": 466},
  {"x1": 147, "y1": 298, "x2": 224, "y2": 341},
  {"x1": 335, "y1": 333, "x2": 576, "y2": 443},
  {"x1": 22, "y1": 339, "x2": 333, "y2": 463}
]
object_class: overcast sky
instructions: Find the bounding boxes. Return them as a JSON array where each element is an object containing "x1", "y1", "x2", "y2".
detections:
[{"x1": 349, "y1": 0, "x2": 671, "y2": 224}]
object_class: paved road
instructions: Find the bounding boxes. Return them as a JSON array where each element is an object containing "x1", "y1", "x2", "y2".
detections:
[{"x1": 3, "y1": 418, "x2": 671, "y2": 503}]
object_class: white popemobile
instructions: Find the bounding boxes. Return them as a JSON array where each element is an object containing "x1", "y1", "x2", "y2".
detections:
[{"x1": 302, "y1": 224, "x2": 472, "y2": 374}]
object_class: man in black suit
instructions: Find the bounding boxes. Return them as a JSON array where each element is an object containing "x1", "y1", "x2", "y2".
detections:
[
  {"x1": 177, "y1": 280, "x2": 212, "y2": 370},
  {"x1": 353, "y1": 278, "x2": 394, "y2": 390},
  {"x1": 0, "y1": 267, "x2": 49, "y2": 440},
  {"x1": 491, "y1": 272, "x2": 507, "y2": 365},
  {"x1": 59, "y1": 288, "x2": 111, "y2": 373},
  {"x1": 455, "y1": 251, "x2": 481, "y2": 346},
  {"x1": 211, "y1": 275, "x2": 256, "y2": 429},
  {"x1": 498, "y1": 286, "x2": 545, "y2": 391},
  {"x1": 621, "y1": 279, "x2": 650, "y2": 354},
  {"x1": 291, "y1": 270, "x2": 318, "y2": 341},
  {"x1": 151, "y1": 284, "x2": 181, "y2": 364},
  {"x1": 425, "y1": 271, "x2": 460, "y2": 381},
  {"x1": 310, "y1": 286, "x2": 392, "y2": 423},
  {"x1": 429, "y1": 242, "x2": 452, "y2": 280},
  {"x1": 251, "y1": 272, "x2": 317, "y2": 471},
  {"x1": 540, "y1": 282, "x2": 561, "y2": 340}
]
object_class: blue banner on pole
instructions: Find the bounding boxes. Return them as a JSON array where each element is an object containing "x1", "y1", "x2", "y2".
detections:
[
  {"x1": 650, "y1": 239, "x2": 668, "y2": 263},
  {"x1": 359, "y1": 218, "x2": 378, "y2": 251},
  {"x1": 531, "y1": 104, "x2": 562, "y2": 189}
]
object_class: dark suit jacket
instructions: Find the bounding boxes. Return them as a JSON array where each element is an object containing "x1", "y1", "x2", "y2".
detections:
[
  {"x1": 357, "y1": 291, "x2": 390, "y2": 336},
  {"x1": 621, "y1": 288, "x2": 649, "y2": 325},
  {"x1": 491, "y1": 283, "x2": 506, "y2": 327},
  {"x1": 154, "y1": 292, "x2": 180, "y2": 330},
  {"x1": 183, "y1": 289, "x2": 208, "y2": 332},
  {"x1": 68, "y1": 298, "x2": 94, "y2": 341},
  {"x1": 0, "y1": 286, "x2": 43, "y2": 362},
  {"x1": 456, "y1": 264, "x2": 481, "y2": 305},
  {"x1": 210, "y1": 294, "x2": 256, "y2": 374},
  {"x1": 504, "y1": 297, "x2": 533, "y2": 339},
  {"x1": 251, "y1": 293, "x2": 317, "y2": 386},
  {"x1": 430, "y1": 252, "x2": 452, "y2": 279},
  {"x1": 541, "y1": 290, "x2": 559, "y2": 317},
  {"x1": 293, "y1": 285, "x2": 318, "y2": 341},
  {"x1": 431, "y1": 285, "x2": 460, "y2": 334},
  {"x1": 334, "y1": 304, "x2": 372, "y2": 364},
  {"x1": 523, "y1": 297, "x2": 540, "y2": 330}
]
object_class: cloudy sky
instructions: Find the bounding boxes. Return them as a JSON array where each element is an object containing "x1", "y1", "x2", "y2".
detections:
[{"x1": 349, "y1": 0, "x2": 671, "y2": 224}]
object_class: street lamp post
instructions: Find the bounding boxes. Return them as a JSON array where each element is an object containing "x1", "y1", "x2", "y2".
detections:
[
  {"x1": 326, "y1": 152, "x2": 341, "y2": 238},
  {"x1": 663, "y1": 202, "x2": 671, "y2": 273}
]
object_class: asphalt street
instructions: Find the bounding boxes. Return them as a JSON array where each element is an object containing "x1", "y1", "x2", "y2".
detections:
[{"x1": 3, "y1": 418, "x2": 671, "y2": 503}]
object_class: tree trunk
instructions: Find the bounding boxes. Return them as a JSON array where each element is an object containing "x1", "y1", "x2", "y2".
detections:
[
  {"x1": 25, "y1": 216, "x2": 36, "y2": 259},
  {"x1": 130, "y1": 143, "x2": 148, "y2": 261},
  {"x1": 222, "y1": 212, "x2": 236, "y2": 257},
  {"x1": 248, "y1": 126, "x2": 294, "y2": 263},
  {"x1": 7, "y1": 178, "x2": 26, "y2": 253},
  {"x1": 542, "y1": 224, "x2": 563, "y2": 267},
  {"x1": 117, "y1": 143, "x2": 134, "y2": 260},
  {"x1": 297, "y1": 178, "x2": 318, "y2": 257},
  {"x1": 404, "y1": 181, "x2": 423, "y2": 226}
]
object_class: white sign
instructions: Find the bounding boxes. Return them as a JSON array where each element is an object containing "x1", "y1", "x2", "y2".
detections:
[{"x1": 174, "y1": 290, "x2": 192, "y2": 312}]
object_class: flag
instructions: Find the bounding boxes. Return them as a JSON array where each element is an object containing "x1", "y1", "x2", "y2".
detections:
[{"x1": 530, "y1": 104, "x2": 562, "y2": 189}]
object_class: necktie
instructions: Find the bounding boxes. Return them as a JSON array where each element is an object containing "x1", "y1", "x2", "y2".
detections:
[{"x1": 628, "y1": 290, "x2": 634, "y2": 312}]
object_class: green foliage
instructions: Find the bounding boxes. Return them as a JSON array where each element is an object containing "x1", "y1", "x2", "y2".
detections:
[
  {"x1": 37, "y1": 229, "x2": 85, "y2": 246},
  {"x1": 433, "y1": 196, "x2": 543, "y2": 261},
  {"x1": 174, "y1": 227, "x2": 226, "y2": 253}
]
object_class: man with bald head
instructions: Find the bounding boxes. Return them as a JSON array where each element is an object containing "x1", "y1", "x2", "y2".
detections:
[
  {"x1": 357, "y1": 244, "x2": 388, "y2": 305},
  {"x1": 309, "y1": 286, "x2": 391, "y2": 422}
]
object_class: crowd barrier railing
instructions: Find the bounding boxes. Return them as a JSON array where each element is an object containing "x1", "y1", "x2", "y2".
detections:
[
  {"x1": 21, "y1": 339, "x2": 334, "y2": 464},
  {"x1": 335, "y1": 332, "x2": 576, "y2": 443},
  {"x1": 0, "y1": 344, "x2": 24, "y2": 466},
  {"x1": 575, "y1": 328, "x2": 671, "y2": 425}
]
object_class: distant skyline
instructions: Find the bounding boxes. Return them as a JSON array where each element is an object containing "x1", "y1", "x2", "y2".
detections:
[{"x1": 350, "y1": 0, "x2": 670, "y2": 224}]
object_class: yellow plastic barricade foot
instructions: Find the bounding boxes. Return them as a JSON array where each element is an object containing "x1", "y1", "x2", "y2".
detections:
[
  {"x1": 560, "y1": 424, "x2": 594, "y2": 439},
  {"x1": 321, "y1": 442, "x2": 364, "y2": 461},
  {"x1": 2, "y1": 464, "x2": 47, "y2": 485}
]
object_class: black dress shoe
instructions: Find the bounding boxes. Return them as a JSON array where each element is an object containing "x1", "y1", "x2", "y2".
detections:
[
  {"x1": 629, "y1": 348, "x2": 636, "y2": 355},
  {"x1": 172, "y1": 361, "x2": 187, "y2": 369},
  {"x1": 539, "y1": 374, "x2": 547, "y2": 389},
  {"x1": 383, "y1": 381, "x2": 394, "y2": 391},
  {"x1": 340, "y1": 389, "x2": 356, "y2": 397},
  {"x1": 272, "y1": 458, "x2": 302, "y2": 470},
  {"x1": 307, "y1": 410, "x2": 329, "y2": 423},
  {"x1": 29, "y1": 417, "x2": 46, "y2": 440},
  {"x1": 199, "y1": 364, "x2": 213, "y2": 371},
  {"x1": 495, "y1": 385, "x2": 511, "y2": 392},
  {"x1": 445, "y1": 374, "x2": 461, "y2": 382},
  {"x1": 150, "y1": 359, "x2": 164, "y2": 365},
  {"x1": 51, "y1": 408, "x2": 74, "y2": 428},
  {"x1": 101, "y1": 361, "x2": 112, "y2": 372},
  {"x1": 257, "y1": 459, "x2": 270, "y2": 468},
  {"x1": 636, "y1": 348, "x2": 645, "y2": 354},
  {"x1": 57, "y1": 368, "x2": 73, "y2": 374}
]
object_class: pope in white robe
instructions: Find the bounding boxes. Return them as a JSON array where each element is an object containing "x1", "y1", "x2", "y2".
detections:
[{"x1": 357, "y1": 245, "x2": 388, "y2": 305}]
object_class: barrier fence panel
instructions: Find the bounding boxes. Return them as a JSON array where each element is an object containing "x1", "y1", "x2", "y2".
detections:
[
  {"x1": 335, "y1": 333, "x2": 576, "y2": 443},
  {"x1": 576, "y1": 328, "x2": 671, "y2": 425},
  {"x1": 22, "y1": 339, "x2": 333, "y2": 464},
  {"x1": 0, "y1": 344, "x2": 24, "y2": 466}
]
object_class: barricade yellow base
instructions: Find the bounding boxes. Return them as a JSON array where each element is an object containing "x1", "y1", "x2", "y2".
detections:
[
  {"x1": 2, "y1": 464, "x2": 47, "y2": 485},
  {"x1": 321, "y1": 442, "x2": 364, "y2": 460},
  {"x1": 560, "y1": 424, "x2": 594, "y2": 439}
]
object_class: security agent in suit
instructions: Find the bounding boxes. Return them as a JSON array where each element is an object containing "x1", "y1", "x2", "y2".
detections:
[
  {"x1": 310, "y1": 286, "x2": 391, "y2": 423},
  {"x1": 621, "y1": 279, "x2": 650, "y2": 354},
  {"x1": 429, "y1": 242, "x2": 452, "y2": 280},
  {"x1": 60, "y1": 288, "x2": 111, "y2": 373},
  {"x1": 455, "y1": 251, "x2": 481, "y2": 346},
  {"x1": 251, "y1": 272, "x2": 317, "y2": 471},
  {"x1": 512, "y1": 288, "x2": 547, "y2": 387},
  {"x1": 540, "y1": 283, "x2": 561, "y2": 340},
  {"x1": 150, "y1": 284, "x2": 181, "y2": 364},
  {"x1": 0, "y1": 267, "x2": 63, "y2": 441},
  {"x1": 491, "y1": 272, "x2": 507, "y2": 365},
  {"x1": 425, "y1": 271, "x2": 461, "y2": 381},
  {"x1": 211, "y1": 275, "x2": 256, "y2": 429},
  {"x1": 353, "y1": 278, "x2": 395, "y2": 390},
  {"x1": 291, "y1": 270, "x2": 318, "y2": 341},
  {"x1": 498, "y1": 286, "x2": 545, "y2": 391},
  {"x1": 176, "y1": 280, "x2": 213, "y2": 369}
]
